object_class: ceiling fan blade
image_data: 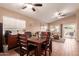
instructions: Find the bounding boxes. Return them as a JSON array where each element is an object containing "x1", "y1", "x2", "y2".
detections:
[
  {"x1": 32, "y1": 7, "x2": 36, "y2": 11},
  {"x1": 61, "y1": 14, "x2": 66, "y2": 16},
  {"x1": 33, "y1": 4, "x2": 42, "y2": 6},
  {"x1": 22, "y1": 6, "x2": 27, "y2": 9}
]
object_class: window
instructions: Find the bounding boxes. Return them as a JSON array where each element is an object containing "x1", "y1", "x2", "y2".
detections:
[
  {"x1": 50, "y1": 26, "x2": 55, "y2": 32},
  {"x1": 50, "y1": 25, "x2": 60, "y2": 35},
  {"x1": 40, "y1": 24, "x2": 48, "y2": 31},
  {"x1": 3, "y1": 16, "x2": 26, "y2": 35}
]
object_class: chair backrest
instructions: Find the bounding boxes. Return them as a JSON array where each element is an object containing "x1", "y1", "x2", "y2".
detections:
[
  {"x1": 45, "y1": 32, "x2": 52, "y2": 50},
  {"x1": 17, "y1": 34, "x2": 28, "y2": 50},
  {"x1": 49, "y1": 38, "x2": 52, "y2": 51},
  {"x1": 25, "y1": 32, "x2": 32, "y2": 38},
  {"x1": 41, "y1": 32, "x2": 50, "y2": 38},
  {"x1": 41, "y1": 32, "x2": 51, "y2": 46}
]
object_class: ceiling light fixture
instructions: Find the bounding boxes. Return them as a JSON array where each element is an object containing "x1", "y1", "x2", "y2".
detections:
[
  {"x1": 21, "y1": 3, "x2": 42, "y2": 12},
  {"x1": 54, "y1": 11, "x2": 64, "y2": 19},
  {"x1": 21, "y1": 3, "x2": 33, "y2": 11}
]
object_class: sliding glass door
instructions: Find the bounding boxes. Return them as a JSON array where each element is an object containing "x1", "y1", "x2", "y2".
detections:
[{"x1": 63, "y1": 24, "x2": 76, "y2": 39}]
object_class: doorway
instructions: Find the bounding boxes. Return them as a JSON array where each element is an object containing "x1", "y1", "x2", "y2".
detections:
[{"x1": 63, "y1": 24, "x2": 76, "y2": 39}]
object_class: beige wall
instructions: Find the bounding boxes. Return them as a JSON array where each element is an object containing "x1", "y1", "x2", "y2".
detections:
[
  {"x1": 76, "y1": 10, "x2": 79, "y2": 41},
  {"x1": 0, "y1": 7, "x2": 41, "y2": 33}
]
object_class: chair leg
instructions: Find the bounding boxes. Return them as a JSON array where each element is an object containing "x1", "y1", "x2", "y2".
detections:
[
  {"x1": 35, "y1": 49, "x2": 37, "y2": 56},
  {"x1": 49, "y1": 50, "x2": 51, "y2": 56},
  {"x1": 44, "y1": 48, "x2": 47, "y2": 56},
  {"x1": 20, "y1": 49, "x2": 23, "y2": 56},
  {"x1": 45, "y1": 50, "x2": 47, "y2": 56},
  {"x1": 49, "y1": 49, "x2": 52, "y2": 56},
  {"x1": 34, "y1": 48, "x2": 38, "y2": 56},
  {"x1": 27, "y1": 51, "x2": 29, "y2": 56}
]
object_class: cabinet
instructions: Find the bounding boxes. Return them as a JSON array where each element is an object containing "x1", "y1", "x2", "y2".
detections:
[{"x1": 8, "y1": 35, "x2": 18, "y2": 49}]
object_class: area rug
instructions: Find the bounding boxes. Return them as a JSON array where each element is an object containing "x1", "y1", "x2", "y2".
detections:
[{"x1": 52, "y1": 38, "x2": 65, "y2": 43}]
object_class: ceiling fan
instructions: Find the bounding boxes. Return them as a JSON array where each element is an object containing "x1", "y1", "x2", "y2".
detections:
[
  {"x1": 54, "y1": 11, "x2": 69, "y2": 19},
  {"x1": 58, "y1": 12, "x2": 67, "y2": 16},
  {"x1": 21, "y1": 3, "x2": 42, "y2": 11}
]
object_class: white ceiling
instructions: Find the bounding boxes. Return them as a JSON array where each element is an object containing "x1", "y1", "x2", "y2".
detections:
[{"x1": 0, "y1": 3, "x2": 79, "y2": 23}]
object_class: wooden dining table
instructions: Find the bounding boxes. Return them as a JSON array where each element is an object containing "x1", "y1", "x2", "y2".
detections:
[{"x1": 27, "y1": 37, "x2": 47, "y2": 56}]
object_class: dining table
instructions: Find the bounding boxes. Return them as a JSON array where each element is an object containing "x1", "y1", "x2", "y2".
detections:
[{"x1": 27, "y1": 37, "x2": 48, "y2": 56}]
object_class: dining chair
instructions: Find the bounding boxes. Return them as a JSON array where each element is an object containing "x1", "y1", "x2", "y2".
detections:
[
  {"x1": 25, "y1": 32, "x2": 32, "y2": 38},
  {"x1": 41, "y1": 32, "x2": 52, "y2": 56},
  {"x1": 17, "y1": 34, "x2": 37, "y2": 56},
  {"x1": 41, "y1": 38, "x2": 52, "y2": 56}
]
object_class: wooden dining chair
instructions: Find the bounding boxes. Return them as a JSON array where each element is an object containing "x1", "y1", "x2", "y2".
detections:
[
  {"x1": 17, "y1": 34, "x2": 37, "y2": 56},
  {"x1": 41, "y1": 32, "x2": 52, "y2": 56},
  {"x1": 41, "y1": 38, "x2": 52, "y2": 56}
]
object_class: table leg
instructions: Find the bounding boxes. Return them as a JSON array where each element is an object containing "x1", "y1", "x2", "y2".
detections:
[{"x1": 37, "y1": 44, "x2": 41, "y2": 56}]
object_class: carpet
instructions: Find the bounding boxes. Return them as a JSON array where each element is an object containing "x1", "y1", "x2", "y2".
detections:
[{"x1": 52, "y1": 38, "x2": 65, "y2": 43}]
